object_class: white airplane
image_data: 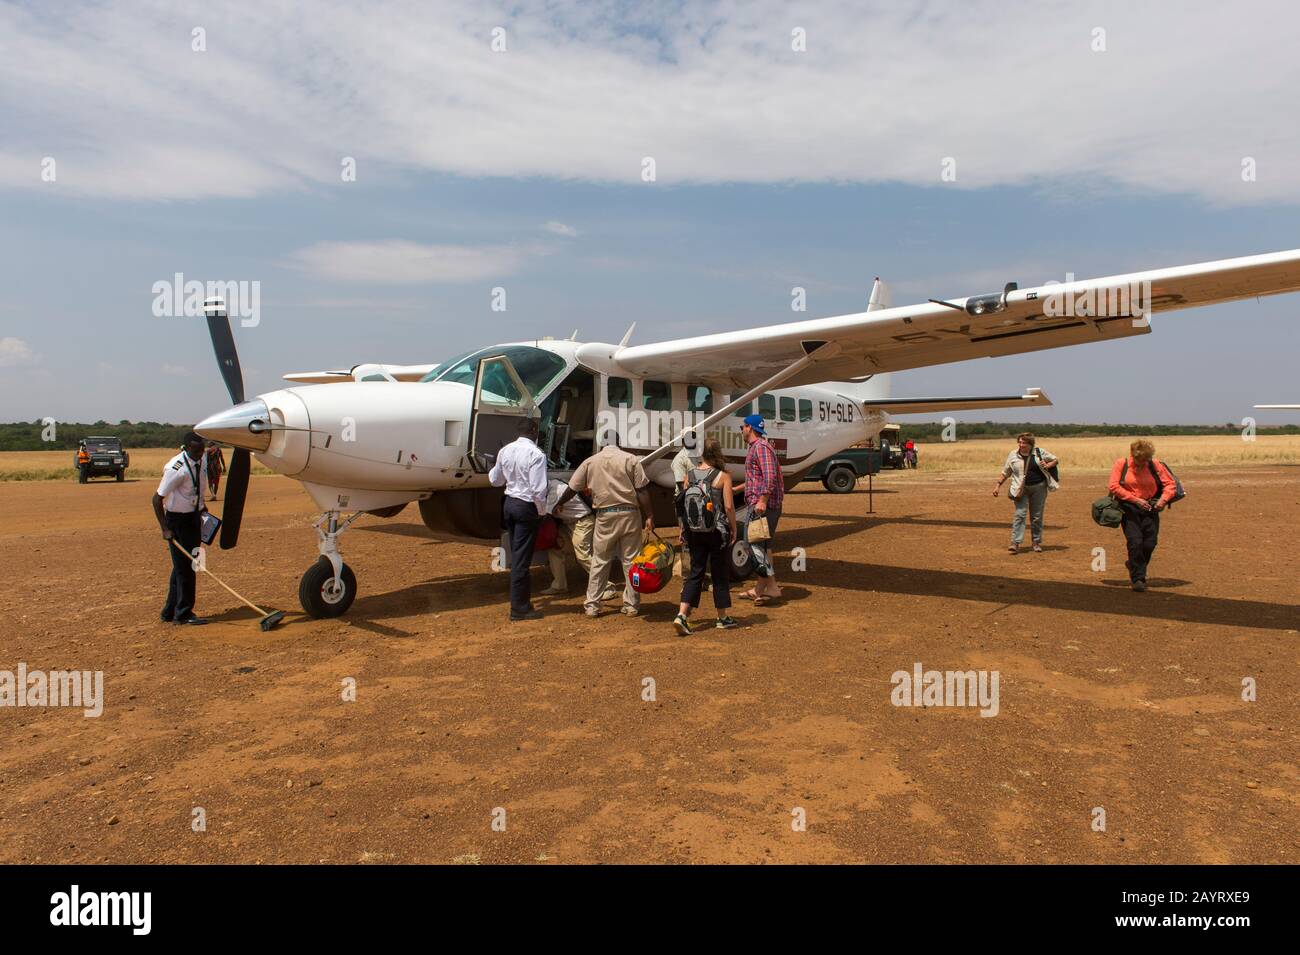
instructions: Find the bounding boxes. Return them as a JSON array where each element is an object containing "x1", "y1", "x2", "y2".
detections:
[
  {"x1": 195, "y1": 248, "x2": 1300, "y2": 618},
  {"x1": 1254, "y1": 404, "x2": 1300, "y2": 410}
]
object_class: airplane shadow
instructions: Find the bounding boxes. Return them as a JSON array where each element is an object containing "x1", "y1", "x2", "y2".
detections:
[
  {"x1": 807, "y1": 557, "x2": 1298, "y2": 631},
  {"x1": 348, "y1": 572, "x2": 520, "y2": 618}
]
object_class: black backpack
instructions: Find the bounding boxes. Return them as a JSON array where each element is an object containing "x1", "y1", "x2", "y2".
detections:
[{"x1": 682, "y1": 467, "x2": 722, "y2": 533}]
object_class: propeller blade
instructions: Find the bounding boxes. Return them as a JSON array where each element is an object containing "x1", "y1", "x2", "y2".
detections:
[
  {"x1": 219, "y1": 448, "x2": 250, "y2": 549},
  {"x1": 203, "y1": 298, "x2": 245, "y2": 405}
]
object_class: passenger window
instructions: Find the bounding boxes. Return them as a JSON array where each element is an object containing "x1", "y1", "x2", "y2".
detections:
[
  {"x1": 687, "y1": 384, "x2": 712, "y2": 413},
  {"x1": 798, "y1": 399, "x2": 812, "y2": 422},
  {"x1": 643, "y1": 380, "x2": 671, "y2": 412},
  {"x1": 758, "y1": 394, "x2": 776, "y2": 419},
  {"x1": 733, "y1": 396, "x2": 752, "y2": 418},
  {"x1": 780, "y1": 397, "x2": 796, "y2": 422},
  {"x1": 608, "y1": 376, "x2": 632, "y2": 408}
]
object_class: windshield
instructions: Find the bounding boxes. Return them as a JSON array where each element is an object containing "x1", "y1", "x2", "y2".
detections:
[
  {"x1": 419, "y1": 351, "x2": 474, "y2": 383},
  {"x1": 423, "y1": 345, "x2": 568, "y2": 399},
  {"x1": 85, "y1": 438, "x2": 120, "y2": 451}
]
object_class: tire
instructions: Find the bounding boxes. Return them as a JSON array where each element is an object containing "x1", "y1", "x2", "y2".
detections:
[
  {"x1": 299, "y1": 557, "x2": 357, "y2": 618},
  {"x1": 727, "y1": 539, "x2": 755, "y2": 582},
  {"x1": 826, "y1": 466, "x2": 856, "y2": 494}
]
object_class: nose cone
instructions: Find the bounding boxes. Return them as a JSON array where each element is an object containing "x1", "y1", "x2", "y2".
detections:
[{"x1": 196, "y1": 399, "x2": 271, "y2": 453}]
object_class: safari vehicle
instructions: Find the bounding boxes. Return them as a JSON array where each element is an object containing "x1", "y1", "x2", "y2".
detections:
[
  {"x1": 878, "y1": 424, "x2": 907, "y2": 469},
  {"x1": 75, "y1": 436, "x2": 129, "y2": 483},
  {"x1": 801, "y1": 446, "x2": 882, "y2": 493}
]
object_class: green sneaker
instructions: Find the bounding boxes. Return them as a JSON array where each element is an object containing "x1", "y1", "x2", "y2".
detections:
[
  {"x1": 715, "y1": 616, "x2": 738, "y2": 629},
  {"x1": 673, "y1": 613, "x2": 692, "y2": 636}
]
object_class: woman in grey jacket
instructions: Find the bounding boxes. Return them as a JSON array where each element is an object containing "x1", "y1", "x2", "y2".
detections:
[{"x1": 993, "y1": 433, "x2": 1060, "y2": 553}]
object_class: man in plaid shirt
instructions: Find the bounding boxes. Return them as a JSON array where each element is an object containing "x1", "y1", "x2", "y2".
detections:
[{"x1": 734, "y1": 413, "x2": 783, "y2": 604}]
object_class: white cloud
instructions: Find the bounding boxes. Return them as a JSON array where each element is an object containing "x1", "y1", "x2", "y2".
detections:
[
  {"x1": 1, "y1": 2, "x2": 1298, "y2": 204},
  {"x1": 287, "y1": 239, "x2": 540, "y2": 284},
  {"x1": 543, "y1": 221, "x2": 579, "y2": 238},
  {"x1": 0, "y1": 337, "x2": 37, "y2": 367}
]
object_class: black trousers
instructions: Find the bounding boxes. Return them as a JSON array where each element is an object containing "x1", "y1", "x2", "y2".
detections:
[
  {"x1": 503, "y1": 496, "x2": 540, "y2": 615},
  {"x1": 1120, "y1": 505, "x2": 1160, "y2": 583},
  {"x1": 162, "y1": 510, "x2": 202, "y2": 621},
  {"x1": 681, "y1": 530, "x2": 731, "y2": 611}
]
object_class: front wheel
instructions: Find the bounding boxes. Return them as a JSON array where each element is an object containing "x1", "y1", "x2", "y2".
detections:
[
  {"x1": 299, "y1": 558, "x2": 357, "y2": 618},
  {"x1": 826, "y1": 466, "x2": 857, "y2": 493}
]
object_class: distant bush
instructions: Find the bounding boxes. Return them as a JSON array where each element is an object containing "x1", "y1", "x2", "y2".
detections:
[{"x1": 0, "y1": 421, "x2": 193, "y2": 451}]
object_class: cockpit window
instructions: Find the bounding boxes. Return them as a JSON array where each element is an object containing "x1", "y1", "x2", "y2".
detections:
[
  {"x1": 424, "y1": 345, "x2": 567, "y2": 399},
  {"x1": 419, "y1": 351, "x2": 473, "y2": 383}
]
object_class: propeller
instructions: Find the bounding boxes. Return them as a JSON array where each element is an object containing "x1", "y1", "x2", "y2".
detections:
[{"x1": 202, "y1": 297, "x2": 250, "y2": 549}]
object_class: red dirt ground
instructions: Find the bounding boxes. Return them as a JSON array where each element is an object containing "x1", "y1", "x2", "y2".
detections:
[{"x1": 1, "y1": 466, "x2": 1296, "y2": 863}]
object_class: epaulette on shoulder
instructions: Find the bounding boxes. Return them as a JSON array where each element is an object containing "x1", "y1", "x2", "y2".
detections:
[{"x1": 171, "y1": 461, "x2": 183, "y2": 470}]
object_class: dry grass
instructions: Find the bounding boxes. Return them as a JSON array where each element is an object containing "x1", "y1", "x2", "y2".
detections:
[
  {"x1": 3, "y1": 435, "x2": 1297, "y2": 482},
  {"x1": 912, "y1": 435, "x2": 1300, "y2": 473},
  {"x1": 0, "y1": 448, "x2": 274, "y2": 482}
]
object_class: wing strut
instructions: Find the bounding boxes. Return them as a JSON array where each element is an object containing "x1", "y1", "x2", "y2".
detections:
[{"x1": 639, "y1": 342, "x2": 842, "y2": 466}]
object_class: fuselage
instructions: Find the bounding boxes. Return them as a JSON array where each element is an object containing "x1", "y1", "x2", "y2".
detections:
[{"x1": 196, "y1": 338, "x2": 888, "y2": 517}]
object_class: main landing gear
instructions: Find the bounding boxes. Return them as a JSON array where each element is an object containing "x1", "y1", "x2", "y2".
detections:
[{"x1": 299, "y1": 510, "x2": 361, "y2": 618}]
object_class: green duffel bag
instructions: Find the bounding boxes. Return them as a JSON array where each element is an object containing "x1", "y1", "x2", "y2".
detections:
[{"x1": 1092, "y1": 494, "x2": 1124, "y2": 527}]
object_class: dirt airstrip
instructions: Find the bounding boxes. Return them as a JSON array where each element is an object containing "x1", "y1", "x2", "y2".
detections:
[{"x1": 0, "y1": 462, "x2": 1296, "y2": 864}]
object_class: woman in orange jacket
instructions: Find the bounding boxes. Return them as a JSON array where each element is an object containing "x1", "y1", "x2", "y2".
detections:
[{"x1": 1108, "y1": 439, "x2": 1177, "y2": 592}]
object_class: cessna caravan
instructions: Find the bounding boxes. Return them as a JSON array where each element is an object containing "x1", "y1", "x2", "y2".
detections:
[{"x1": 194, "y1": 248, "x2": 1300, "y2": 618}]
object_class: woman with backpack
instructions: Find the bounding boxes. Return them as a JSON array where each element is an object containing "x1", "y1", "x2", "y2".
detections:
[
  {"x1": 993, "y1": 432, "x2": 1060, "y2": 553},
  {"x1": 673, "y1": 438, "x2": 739, "y2": 635},
  {"x1": 1108, "y1": 439, "x2": 1178, "y2": 592}
]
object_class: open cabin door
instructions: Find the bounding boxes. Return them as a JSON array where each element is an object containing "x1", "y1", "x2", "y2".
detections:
[{"x1": 468, "y1": 353, "x2": 538, "y2": 472}]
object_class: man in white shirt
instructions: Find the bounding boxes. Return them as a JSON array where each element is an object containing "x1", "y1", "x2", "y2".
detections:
[
  {"x1": 488, "y1": 418, "x2": 549, "y2": 621},
  {"x1": 540, "y1": 478, "x2": 595, "y2": 595},
  {"x1": 151, "y1": 431, "x2": 210, "y2": 625}
]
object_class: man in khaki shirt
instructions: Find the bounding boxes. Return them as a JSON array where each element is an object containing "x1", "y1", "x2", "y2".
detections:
[{"x1": 556, "y1": 432, "x2": 655, "y2": 617}]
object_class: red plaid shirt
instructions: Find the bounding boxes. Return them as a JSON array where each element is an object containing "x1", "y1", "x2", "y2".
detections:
[{"x1": 744, "y1": 436, "x2": 784, "y2": 511}]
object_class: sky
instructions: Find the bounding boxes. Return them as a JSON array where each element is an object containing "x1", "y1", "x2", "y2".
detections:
[{"x1": 2, "y1": 0, "x2": 1299, "y2": 426}]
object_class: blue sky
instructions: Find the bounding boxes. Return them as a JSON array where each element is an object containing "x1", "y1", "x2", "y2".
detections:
[{"x1": 3, "y1": 0, "x2": 1299, "y2": 425}]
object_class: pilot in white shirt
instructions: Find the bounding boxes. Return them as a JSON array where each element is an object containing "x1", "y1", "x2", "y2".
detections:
[
  {"x1": 488, "y1": 419, "x2": 549, "y2": 621},
  {"x1": 151, "y1": 432, "x2": 210, "y2": 625}
]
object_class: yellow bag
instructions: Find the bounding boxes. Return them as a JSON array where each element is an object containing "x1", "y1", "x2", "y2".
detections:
[{"x1": 629, "y1": 533, "x2": 675, "y2": 593}]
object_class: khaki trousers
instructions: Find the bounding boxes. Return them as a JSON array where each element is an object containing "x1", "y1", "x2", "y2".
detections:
[{"x1": 586, "y1": 509, "x2": 644, "y2": 613}]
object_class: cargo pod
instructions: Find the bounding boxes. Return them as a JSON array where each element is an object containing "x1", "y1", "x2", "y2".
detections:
[{"x1": 468, "y1": 353, "x2": 539, "y2": 472}]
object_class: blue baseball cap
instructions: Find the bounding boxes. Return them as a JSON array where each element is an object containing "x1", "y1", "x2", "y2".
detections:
[{"x1": 742, "y1": 414, "x2": 766, "y2": 435}]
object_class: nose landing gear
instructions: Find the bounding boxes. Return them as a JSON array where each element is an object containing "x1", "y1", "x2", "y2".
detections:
[{"x1": 299, "y1": 510, "x2": 361, "y2": 617}]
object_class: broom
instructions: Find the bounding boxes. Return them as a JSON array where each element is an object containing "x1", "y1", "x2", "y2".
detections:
[{"x1": 169, "y1": 538, "x2": 286, "y2": 631}]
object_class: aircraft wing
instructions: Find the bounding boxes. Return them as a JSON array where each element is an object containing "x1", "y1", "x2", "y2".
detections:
[
  {"x1": 283, "y1": 363, "x2": 438, "y2": 384},
  {"x1": 1254, "y1": 403, "x2": 1300, "y2": 409},
  {"x1": 612, "y1": 249, "x2": 1300, "y2": 389},
  {"x1": 858, "y1": 387, "x2": 1051, "y2": 415}
]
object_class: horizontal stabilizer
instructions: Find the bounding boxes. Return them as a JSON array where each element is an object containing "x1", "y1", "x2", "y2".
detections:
[{"x1": 284, "y1": 363, "x2": 438, "y2": 384}]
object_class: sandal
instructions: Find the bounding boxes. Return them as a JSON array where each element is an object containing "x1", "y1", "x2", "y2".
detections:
[
  {"x1": 1008, "y1": 543, "x2": 1020, "y2": 554},
  {"x1": 752, "y1": 595, "x2": 771, "y2": 607},
  {"x1": 739, "y1": 589, "x2": 760, "y2": 600}
]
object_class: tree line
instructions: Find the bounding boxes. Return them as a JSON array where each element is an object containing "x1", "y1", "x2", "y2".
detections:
[{"x1": 0, "y1": 418, "x2": 1295, "y2": 452}]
